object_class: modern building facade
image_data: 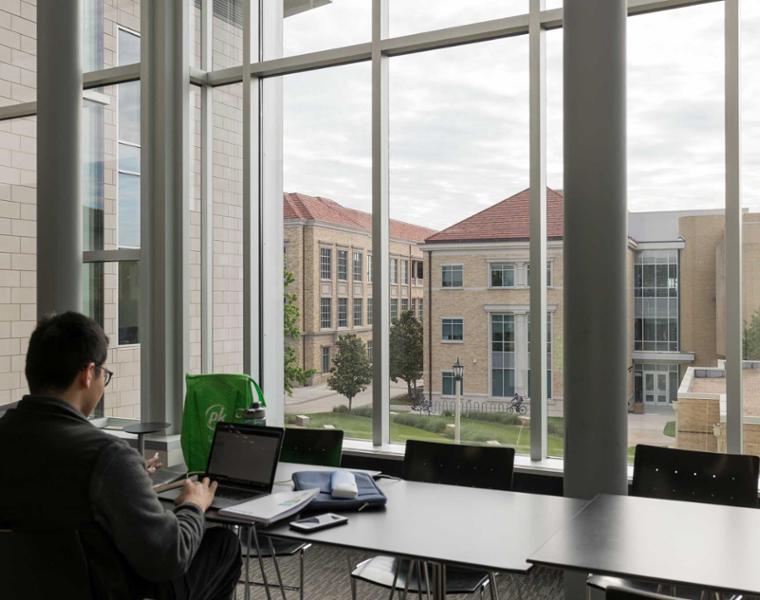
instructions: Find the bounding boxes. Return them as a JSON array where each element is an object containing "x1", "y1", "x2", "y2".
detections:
[
  {"x1": 284, "y1": 192, "x2": 433, "y2": 384},
  {"x1": 423, "y1": 189, "x2": 760, "y2": 412}
]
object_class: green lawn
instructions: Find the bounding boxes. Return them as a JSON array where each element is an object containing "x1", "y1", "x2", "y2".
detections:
[{"x1": 290, "y1": 411, "x2": 565, "y2": 455}]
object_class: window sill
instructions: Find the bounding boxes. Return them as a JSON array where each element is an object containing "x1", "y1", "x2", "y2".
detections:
[
  {"x1": 441, "y1": 340, "x2": 464, "y2": 344},
  {"x1": 341, "y1": 438, "x2": 635, "y2": 480}
]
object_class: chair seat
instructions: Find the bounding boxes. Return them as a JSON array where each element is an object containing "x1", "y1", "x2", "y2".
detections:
[
  {"x1": 352, "y1": 555, "x2": 490, "y2": 595},
  {"x1": 241, "y1": 536, "x2": 310, "y2": 558},
  {"x1": 587, "y1": 575, "x2": 707, "y2": 600}
]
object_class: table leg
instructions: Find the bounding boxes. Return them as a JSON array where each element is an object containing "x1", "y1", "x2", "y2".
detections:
[
  {"x1": 267, "y1": 536, "x2": 287, "y2": 600},
  {"x1": 137, "y1": 433, "x2": 145, "y2": 459},
  {"x1": 429, "y1": 562, "x2": 447, "y2": 600}
]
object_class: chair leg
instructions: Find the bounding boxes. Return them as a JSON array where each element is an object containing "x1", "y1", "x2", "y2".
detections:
[
  {"x1": 267, "y1": 537, "x2": 287, "y2": 600},
  {"x1": 416, "y1": 560, "x2": 424, "y2": 600},
  {"x1": 401, "y1": 560, "x2": 415, "y2": 600},
  {"x1": 488, "y1": 572, "x2": 499, "y2": 600},
  {"x1": 423, "y1": 561, "x2": 432, "y2": 600},
  {"x1": 299, "y1": 547, "x2": 305, "y2": 600},
  {"x1": 388, "y1": 559, "x2": 401, "y2": 600}
]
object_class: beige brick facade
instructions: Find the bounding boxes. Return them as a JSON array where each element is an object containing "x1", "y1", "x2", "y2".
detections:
[{"x1": 285, "y1": 215, "x2": 426, "y2": 385}]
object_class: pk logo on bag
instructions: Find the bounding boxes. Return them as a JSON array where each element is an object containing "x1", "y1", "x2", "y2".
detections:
[{"x1": 205, "y1": 404, "x2": 226, "y2": 432}]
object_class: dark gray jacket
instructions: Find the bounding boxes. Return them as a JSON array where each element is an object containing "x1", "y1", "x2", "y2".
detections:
[{"x1": 0, "y1": 396, "x2": 205, "y2": 599}]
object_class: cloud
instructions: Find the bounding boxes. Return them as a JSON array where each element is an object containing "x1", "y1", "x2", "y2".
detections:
[{"x1": 282, "y1": 0, "x2": 760, "y2": 231}]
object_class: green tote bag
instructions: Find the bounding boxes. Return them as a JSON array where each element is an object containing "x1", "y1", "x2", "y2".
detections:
[{"x1": 180, "y1": 373, "x2": 265, "y2": 473}]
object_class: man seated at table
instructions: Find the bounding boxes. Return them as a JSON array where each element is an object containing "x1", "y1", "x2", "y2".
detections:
[{"x1": 0, "y1": 311, "x2": 241, "y2": 599}]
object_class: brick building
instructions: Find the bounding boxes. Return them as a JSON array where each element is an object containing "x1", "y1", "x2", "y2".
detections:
[{"x1": 284, "y1": 192, "x2": 434, "y2": 384}]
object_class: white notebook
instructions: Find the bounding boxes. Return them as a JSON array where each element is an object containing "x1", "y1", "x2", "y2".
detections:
[{"x1": 218, "y1": 488, "x2": 319, "y2": 525}]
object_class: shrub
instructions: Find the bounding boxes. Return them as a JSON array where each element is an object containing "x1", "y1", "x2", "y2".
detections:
[
  {"x1": 464, "y1": 412, "x2": 523, "y2": 426},
  {"x1": 392, "y1": 413, "x2": 448, "y2": 434}
]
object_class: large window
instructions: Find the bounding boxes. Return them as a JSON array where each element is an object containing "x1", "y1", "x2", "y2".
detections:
[
  {"x1": 491, "y1": 314, "x2": 516, "y2": 397},
  {"x1": 337, "y1": 249, "x2": 348, "y2": 281},
  {"x1": 633, "y1": 250, "x2": 679, "y2": 352},
  {"x1": 338, "y1": 298, "x2": 348, "y2": 328},
  {"x1": 490, "y1": 262, "x2": 516, "y2": 288},
  {"x1": 353, "y1": 298, "x2": 363, "y2": 327},
  {"x1": 353, "y1": 250, "x2": 363, "y2": 282}
]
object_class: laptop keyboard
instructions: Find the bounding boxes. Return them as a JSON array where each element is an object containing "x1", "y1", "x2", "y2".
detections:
[{"x1": 217, "y1": 487, "x2": 257, "y2": 500}]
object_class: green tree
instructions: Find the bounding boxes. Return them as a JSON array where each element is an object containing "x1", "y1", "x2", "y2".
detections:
[
  {"x1": 327, "y1": 333, "x2": 372, "y2": 411},
  {"x1": 284, "y1": 266, "x2": 315, "y2": 395},
  {"x1": 390, "y1": 310, "x2": 423, "y2": 399},
  {"x1": 744, "y1": 307, "x2": 760, "y2": 360}
]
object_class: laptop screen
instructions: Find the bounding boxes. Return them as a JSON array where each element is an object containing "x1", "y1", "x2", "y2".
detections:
[{"x1": 206, "y1": 423, "x2": 284, "y2": 490}]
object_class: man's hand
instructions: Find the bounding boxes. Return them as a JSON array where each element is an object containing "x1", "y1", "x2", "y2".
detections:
[
  {"x1": 175, "y1": 477, "x2": 218, "y2": 512},
  {"x1": 145, "y1": 453, "x2": 163, "y2": 475}
]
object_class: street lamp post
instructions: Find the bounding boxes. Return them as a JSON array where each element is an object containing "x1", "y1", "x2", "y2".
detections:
[{"x1": 453, "y1": 358, "x2": 464, "y2": 444}]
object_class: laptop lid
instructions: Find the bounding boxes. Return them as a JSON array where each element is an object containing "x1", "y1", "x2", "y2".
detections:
[{"x1": 206, "y1": 422, "x2": 284, "y2": 493}]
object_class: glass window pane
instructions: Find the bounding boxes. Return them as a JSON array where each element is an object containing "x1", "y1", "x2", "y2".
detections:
[
  {"x1": 118, "y1": 173, "x2": 140, "y2": 248},
  {"x1": 118, "y1": 261, "x2": 139, "y2": 345},
  {"x1": 0, "y1": 1, "x2": 36, "y2": 106},
  {"x1": 117, "y1": 26, "x2": 140, "y2": 64},
  {"x1": 390, "y1": 0, "x2": 527, "y2": 38},
  {"x1": 118, "y1": 81, "x2": 140, "y2": 145},
  {"x1": 282, "y1": 0, "x2": 370, "y2": 57},
  {"x1": 212, "y1": 0, "x2": 243, "y2": 69},
  {"x1": 119, "y1": 143, "x2": 140, "y2": 174}
]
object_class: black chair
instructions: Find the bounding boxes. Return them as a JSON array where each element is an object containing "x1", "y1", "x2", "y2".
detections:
[
  {"x1": 0, "y1": 529, "x2": 93, "y2": 599},
  {"x1": 351, "y1": 440, "x2": 516, "y2": 600},
  {"x1": 280, "y1": 427, "x2": 344, "y2": 467},
  {"x1": 588, "y1": 445, "x2": 760, "y2": 596},
  {"x1": 242, "y1": 427, "x2": 345, "y2": 600}
]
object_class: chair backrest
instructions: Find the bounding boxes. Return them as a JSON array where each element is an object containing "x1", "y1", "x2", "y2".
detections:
[
  {"x1": 632, "y1": 444, "x2": 759, "y2": 508},
  {"x1": 280, "y1": 427, "x2": 344, "y2": 467},
  {"x1": 0, "y1": 529, "x2": 93, "y2": 600},
  {"x1": 403, "y1": 439, "x2": 514, "y2": 490},
  {"x1": 181, "y1": 373, "x2": 265, "y2": 473},
  {"x1": 607, "y1": 585, "x2": 681, "y2": 600}
]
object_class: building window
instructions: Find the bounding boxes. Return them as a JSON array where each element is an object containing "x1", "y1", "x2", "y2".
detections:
[
  {"x1": 117, "y1": 28, "x2": 141, "y2": 250},
  {"x1": 391, "y1": 298, "x2": 399, "y2": 322},
  {"x1": 390, "y1": 258, "x2": 398, "y2": 284},
  {"x1": 353, "y1": 250, "x2": 363, "y2": 282},
  {"x1": 442, "y1": 372, "x2": 462, "y2": 396},
  {"x1": 490, "y1": 262, "x2": 516, "y2": 288},
  {"x1": 338, "y1": 298, "x2": 348, "y2": 327},
  {"x1": 320, "y1": 298, "x2": 332, "y2": 329},
  {"x1": 367, "y1": 341, "x2": 373, "y2": 363},
  {"x1": 367, "y1": 254, "x2": 373, "y2": 282},
  {"x1": 118, "y1": 262, "x2": 139, "y2": 345},
  {"x1": 418, "y1": 298, "x2": 424, "y2": 323},
  {"x1": 337, "y1": 249, "x2": 348, "y2": 281},
  {"x1": 320, "y1": 248, "x2": 332, "y2": 280},
  {"x1": 491, "y1": 313, "x2": 515, "y2": 397},
  {"x1": 401, "y1": 298, "x2": 409, "y2": 313},
  {"x1": 634, "y1": 250, "x2": 679, "y2": 352},
  {"x1": 354, "y1": 298, "x2": 363, "y2": 327},
  {"x1": 526, "y1": 261, "x2": 553, "y2": 288},
  {"x1": 367, "y1": 297, "x2": 373, "y2": 325},
  {"x1": 321, "y1": 347, "x2": 331, "y2": 373},
  {"x1": 634, "y1": 362, "x2": 679, "y2": 404},
  {"x1": 527, "y1": 312, "x2": 553, "y2": 399},
  {"x1": 401, "y1": 259, "x2": 409, "y2": 285},
  {"x1": 412, "y1": 260, "x2": 424, "y2": 285},
  {"x1": 442, "y1": 318, "x2": 463, "y2": 341},
  {"x1": 441, "y1": 264, "x2": 463, "y2": 288}
]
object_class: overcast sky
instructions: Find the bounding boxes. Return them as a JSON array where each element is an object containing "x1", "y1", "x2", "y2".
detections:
[{"x1": 281, "y1": 1, "x2": 760, "y2": 232}]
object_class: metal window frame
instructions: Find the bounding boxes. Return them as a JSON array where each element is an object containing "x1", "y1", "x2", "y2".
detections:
[{"x1": 8, "y1": 0, "x2": 741, "y2": 459}]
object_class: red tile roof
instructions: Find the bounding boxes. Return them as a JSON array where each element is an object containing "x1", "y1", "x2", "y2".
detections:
[
  {"x1": 283, "y1": 192, "x2": 436, "y2": 243},
  {"x1": 424, "y1": 188, "x2": 564, "y2": 244}
]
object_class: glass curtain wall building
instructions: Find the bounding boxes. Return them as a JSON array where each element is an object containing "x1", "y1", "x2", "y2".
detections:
[{"x1": 0, "y1": 0, "x2": 753, "y2": 465}]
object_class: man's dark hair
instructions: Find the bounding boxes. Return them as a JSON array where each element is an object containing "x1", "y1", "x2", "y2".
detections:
[{"x1": 25, "y1": 312, "x2": 110, "y2": 395}]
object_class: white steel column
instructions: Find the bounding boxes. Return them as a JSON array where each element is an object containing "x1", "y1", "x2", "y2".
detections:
[
  {"x1": 725, "y1": 0, "x2": 742, "y2": 453},
  {"x1": 36, "y1": 0, "x2": 82, "y2": 317},
  {"x1": 140, "y1": 0, "x2": 191, "y2": 428},
  {"x1": 243, "y1": 0, "x2": 262, "y2": 383},
  {"x1": 261, "y1": 0, "x2": 285, "y2": 425},
  {"x1": 371, "y1": 0, "x2": 390, "y2": 445},
  {"x1": 529, "y1": 0, "x2": 548, "y2": 461},
  {"x1": 200, "y1": 0, "x2": 214, "y2": 373}
]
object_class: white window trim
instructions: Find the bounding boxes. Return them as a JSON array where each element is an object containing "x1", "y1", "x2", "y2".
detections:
[
  {"x1": 441, "y1": 263, "x2": 464, "y2": 289},
  {"x1": 488, "y1": 261, "x2": 518, "y2": 289}
]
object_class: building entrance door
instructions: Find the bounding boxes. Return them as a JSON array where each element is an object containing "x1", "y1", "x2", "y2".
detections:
[{"x1": 644, "y1": 370, "x2": 669, "y2": 404}]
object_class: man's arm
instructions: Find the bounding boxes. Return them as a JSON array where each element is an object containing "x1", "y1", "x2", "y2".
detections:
[{"x1": 90, "y1": 441, "x2": 206, "y2": 582}]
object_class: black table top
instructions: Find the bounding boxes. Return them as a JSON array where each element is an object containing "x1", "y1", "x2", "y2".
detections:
[
  {"x1": 123, "y1": 421, "x2": 172, "y2": 435},
  {"x1": 528, "y1": 494, "x2": 760, "y2": 595},
  {"x1": 264, "y1": 479, "x2": 588, "y2": 573}
]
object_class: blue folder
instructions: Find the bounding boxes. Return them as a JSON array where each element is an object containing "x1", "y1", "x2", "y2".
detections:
[{"x1": 291, "y1": 470, "x2": 387, "y2": 512}]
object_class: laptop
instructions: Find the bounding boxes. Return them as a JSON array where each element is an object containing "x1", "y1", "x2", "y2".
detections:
[{"x1": 161, "y1": 422, "x2": 285, "y2": 509}]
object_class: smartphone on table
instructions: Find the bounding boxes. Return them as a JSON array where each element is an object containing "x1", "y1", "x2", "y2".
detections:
[{"x1": 289, "y1": 513, "x2": 349, "y2": 532}]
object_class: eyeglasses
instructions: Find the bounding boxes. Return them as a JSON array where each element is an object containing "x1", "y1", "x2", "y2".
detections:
[{"x1": 98, "y1": 366, "x2": 114, "y2": 387}]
